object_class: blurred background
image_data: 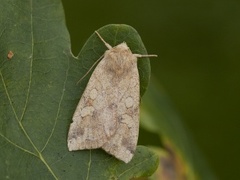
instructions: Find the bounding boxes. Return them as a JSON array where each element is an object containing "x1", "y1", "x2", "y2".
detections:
[{"x1": 62, "y1": 0, "x2": 240, "y2": 179}]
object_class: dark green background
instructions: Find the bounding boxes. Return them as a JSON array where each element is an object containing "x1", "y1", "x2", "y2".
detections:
[{"x1": 62, "y1": 0, "x2": 240, "y2": 179}]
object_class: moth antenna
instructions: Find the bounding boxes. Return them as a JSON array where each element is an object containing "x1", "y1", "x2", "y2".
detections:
[
  {"x1": 77, "y1": 55, "x2": 104, "y2": 84},
  {"x1": 95, "y1": 31, "x2": 112, "y2": 50},
  {"x1": 134, "y1": 54, "x2": 158, "y2": 58}
]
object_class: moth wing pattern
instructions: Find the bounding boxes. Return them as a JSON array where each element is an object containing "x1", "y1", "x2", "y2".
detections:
[
  {"x1": 68, "y1": 57, "x2": 119, "y2": 150},
  {"x1": 102, "y1": 58, "x2": 140, "y2": 163},
  {"x1": 68, "y1": 48, "x2": 140, "y2": 163}
]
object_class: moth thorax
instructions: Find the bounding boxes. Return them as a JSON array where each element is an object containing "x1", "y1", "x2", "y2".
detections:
[
  {"x1": 107, "y1": 53, "x2": 136, "y2": 75},
  {"x1": 105, "y1": 45, "x2": 136, "y2": 75}
]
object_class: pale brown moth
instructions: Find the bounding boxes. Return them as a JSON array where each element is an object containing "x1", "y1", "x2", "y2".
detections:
[{"x1": 67, "y1": 31, "x2": 157, "y2": 163}]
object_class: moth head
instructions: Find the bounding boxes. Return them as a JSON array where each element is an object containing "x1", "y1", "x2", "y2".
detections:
[
  {"x1": 114, "y1": 42, "x2": 130, "y2": 51},
  {"x1": 111, "y1": 42, "x2": 135, "y2": 60}
]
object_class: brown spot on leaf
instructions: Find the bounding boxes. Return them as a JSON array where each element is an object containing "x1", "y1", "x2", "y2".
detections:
[{"x1": 7, "y1": 51, "x2": 14, "y2": 60}]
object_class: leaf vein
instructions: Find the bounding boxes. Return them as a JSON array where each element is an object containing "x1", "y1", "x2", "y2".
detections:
[
  {"x1": 0, "y1": 71, "x2": 20, "y2": 121},
  {"x1": 86, "y1": 150, "x2": 92, "y2": 180},
  {"x1": 0, "y1": 133, "x2": 37, "y2": 157},
  {"x1": 0, "y1": 70, "x2": 57, "y2": 178},
  {"x1": 19, "y1": 1, "x2": 35, "y2": 122},
  {"x1": 41, "y1": 51, "x2": 70, "y2": 152}
]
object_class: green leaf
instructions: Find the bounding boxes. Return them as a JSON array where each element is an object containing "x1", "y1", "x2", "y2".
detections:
[{"x1": 0, "y1": 1, "x2": 158, "y2": 179}]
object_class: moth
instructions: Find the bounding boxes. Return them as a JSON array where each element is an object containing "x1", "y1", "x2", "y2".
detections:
[{"x1": 67, "y1": 31, "x2": 157, "y2": 163}]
